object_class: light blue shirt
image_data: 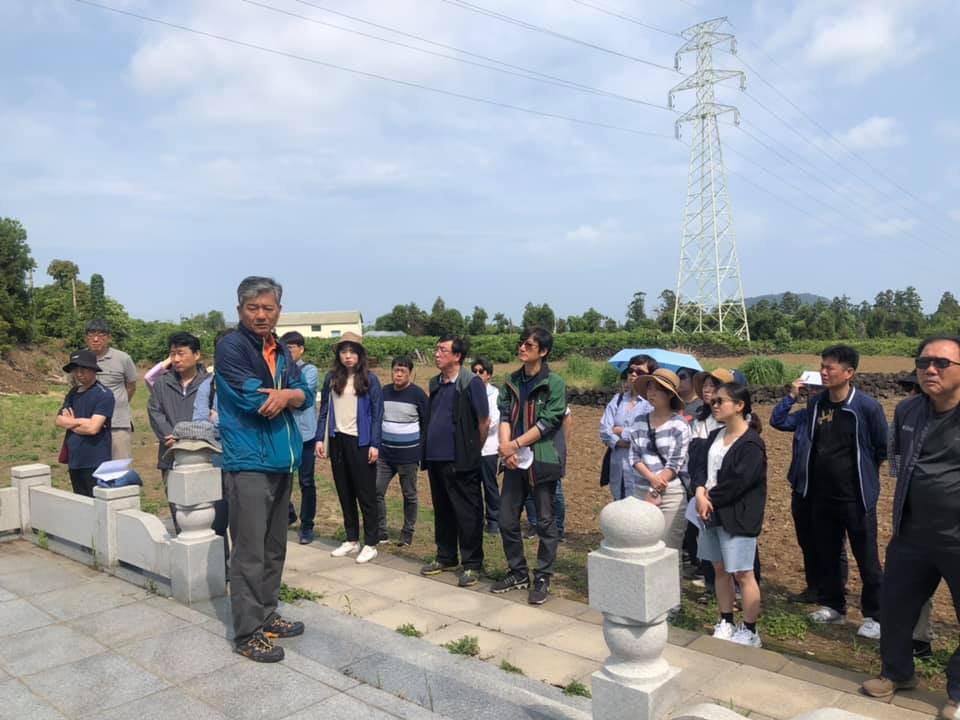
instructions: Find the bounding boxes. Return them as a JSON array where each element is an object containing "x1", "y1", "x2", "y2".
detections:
[{"x1": 292, "y1": 360, "x2": 319, "y2": 442}]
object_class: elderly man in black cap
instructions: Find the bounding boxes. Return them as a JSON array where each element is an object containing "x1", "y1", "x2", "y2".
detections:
[
  {"x1": 83, "y1": 319, "x2": 138, "y2": 460},
  {"x1": 56, "y1": 349, "x2": 116, "y2": 497}
]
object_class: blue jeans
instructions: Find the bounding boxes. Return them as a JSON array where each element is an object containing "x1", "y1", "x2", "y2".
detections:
[
  {"x1": 289, "y1": 440, "x2": 317, "y2": 531},
  {"x1": 524, "y1": 478, "x2": 565, "y2": 537}
]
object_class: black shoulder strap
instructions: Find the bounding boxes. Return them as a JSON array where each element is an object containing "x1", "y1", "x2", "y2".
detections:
[{"x1": 647, "y1": 418, "x2": 668, "y2": 467}]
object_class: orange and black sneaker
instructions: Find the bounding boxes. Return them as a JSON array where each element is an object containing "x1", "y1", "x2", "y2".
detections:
[
  {"x1": 235, "y1": 631, "x2": 284, "y2": 663},
  {"x1": 263, "y1": 615, "x2": 305, "y2": 639}
]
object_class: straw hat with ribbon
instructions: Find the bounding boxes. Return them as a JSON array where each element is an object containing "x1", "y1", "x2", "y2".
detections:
[
  {"x1": 635, "y1": 368, "x2": 683, "y2": 401},
  {"x1": 692, "y1": 368, "x2": 736, "y2": 398}
]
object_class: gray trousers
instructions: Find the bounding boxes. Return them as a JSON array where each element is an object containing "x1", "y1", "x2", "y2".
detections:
[
  {"x1": 224, "y1": 471, "x2": 292, "y2": 646},
  {"x1": 375, "y1": 459, "x2": 419, "y2": 542}
]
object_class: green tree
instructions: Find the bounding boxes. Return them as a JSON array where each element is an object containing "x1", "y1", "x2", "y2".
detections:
[
  {"x1": 625, "y1": 290, "x2": 648, "y2": 329},
  {"x1": 655, "y1": 290, "x2": 676, "y2": 332},
  {"x1": 427, "y1": 297, "x2": 465, "y2": 336},
  {"x1": 522, "y1": 302, "x2": 555, "y2": 331},
  {"x1": 89, "y1": 273, "x2": 106, "y2": 319},
  {"x1": 0, "y1": 218, "x2": 37, "y2": 349},
  {"x1": 467, "y1": 306, "x2": 488, "y2": 335},
  {"x1": 492, "y1": 312, "x2": 513, "y2": 334},
  {"x1": 567, "y1": 307, "x2": 604, "y2": 333},
  {"x1": 374, "y1": 303, "x2": 429, "y2": 335}
]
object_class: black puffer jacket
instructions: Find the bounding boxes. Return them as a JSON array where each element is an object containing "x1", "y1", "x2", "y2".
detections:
[{"x1": 689, "y1": 428, "x2": 767, "y2": 537}]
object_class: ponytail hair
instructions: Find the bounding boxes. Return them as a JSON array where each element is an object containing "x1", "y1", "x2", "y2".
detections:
[{"x1": 718, "y1": 382, "x2": 762, "y2": 434}]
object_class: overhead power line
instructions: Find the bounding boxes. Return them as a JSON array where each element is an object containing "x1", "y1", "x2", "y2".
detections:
[
  {"x1": 72, "y1": 0, "x2": 674, "y2": 140},
  {"x1": 436, "y1": 0, "x2": 680, "y2": 73},
  {"x1": 566, "y1": 0, "x2": 679, "y2": 37},
  {"x1": 241, "y1": 0, "x2": 674, "y2": 112}
]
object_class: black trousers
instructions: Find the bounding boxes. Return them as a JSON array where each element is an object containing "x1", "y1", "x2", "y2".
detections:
[
  {"x1": 881, "y1": 536, "x2": 960, "y2": 701},
  {"x1": 479, "y1": 455, "x2": 501, "y2": 528},
  {"x1": 500, "y1": 469, "x2": 559, "y2": 580},
  {"x1": 792, "y1": 491, "x2": 848, "y2": 592},
  {"x1": 68, "y1": 468, "x2": 97, "y2": 497},
  {"x1": 427, "y1": 461, "x2": 484, "y2": 571},
  {"x1": 329, "y1": 433, "x2": 378, "y2": 545},
  {"x1": 298, "y1": 439, "x2": 318, "y2": 531},
  {"x1": 224, "y1": 471, "x2": 291, "y2": 646},
  {"x1": 814, "y1": 500, "x2": 882, "y2": 618}
]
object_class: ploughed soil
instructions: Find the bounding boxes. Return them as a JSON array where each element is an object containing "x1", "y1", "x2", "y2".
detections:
[{"x1": 0, "y1": 345, "x2": 70, "y2": 395}]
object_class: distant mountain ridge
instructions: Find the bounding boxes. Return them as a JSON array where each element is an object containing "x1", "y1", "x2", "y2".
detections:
[{"x1": 744, "y1": 292, "x2": 830, "y2": 308}]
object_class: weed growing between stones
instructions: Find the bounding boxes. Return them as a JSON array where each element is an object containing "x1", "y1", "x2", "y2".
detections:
[
  {"x1": 499, "y1": 660, "x2": 524, "y2": 675},
  {"x1": 278, "y1": 582, "x2": 321, "y2": 604},
  {"x1": 563, "y1": 679, "x2": 591, "y2": 698},
  {"x1": 37, "y1": 529, "x2": 49, "y2": 550},
  {"x1": 396, "y1": 623, "x2": 423, "y2": 638},
  {"x1": 444, "y1": 635, "x2": 479, "y2": 656},
  {"x1": 334, "y1": 526, "x2": 347, "y2": 542},
  {"x1": 916, "y1": 648, "x2": 950, "y2": 678}
]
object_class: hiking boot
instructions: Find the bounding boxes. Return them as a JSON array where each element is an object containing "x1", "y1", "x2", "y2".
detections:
[
  {"x1": 809, "y1": 606, "x2": 845, "y2": 624},
  {"x1": 331, "y1": 541, "x2": 359, "y2": 558},
  {"x1": 396, "y1": 534, "x2": 412, "y2": 547},
  {"x1": 941, "y1": 698, "x2": 958, "y2": 720},
  {"x1": 857, "y1": 617, "x2": 881, "y2": 640},
  {"x1": 913, "y1": 640, "x2": 933, "y2": 659},
  {"x1": 236, "y1": 631, "x2": 284, "y2": 662},
  {"x1": 262, "y1": 615, "x2": 305, "y2": 639},
  {"x1": 288, "y1": 507, "x2": 298, "y2": 526},
  {"x1": 491, "y1": 572, "x2": 530, "y2": 594},
  {"x1": 731, "y1": 624, "x2": 762, "y2": 648},
  {"x1": 356, "y1": 545, "x2": 378, "y2": 564},
  {"x1": 712, "y1": 619, "x2": 736, "y2": 641},
  {"x1": 420, "y1": 560, "x2": 458, "y2": 576},
  {"x1": 523, "y1": 525, "x2": 538, "y2": 540},
  {"x1": 528, "y1": 576, "x2": 551, "y2": 605},
  {"x1": 787, "y1": 587, "x2": 818, "y2": 604},
  {"x1": 861, "y1": 675, "x2": 918, "y2": 698},
  {"x1": 298, "y1": 528, "x2": 314, "y2": 545},
  {"x1": 458, "y1": 569, "x2": 479, "y2": 587}
]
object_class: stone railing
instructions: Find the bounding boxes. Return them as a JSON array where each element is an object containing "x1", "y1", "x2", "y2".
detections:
[{"x1": 1, "y1": 450, "x2": 225, "y2": 605}]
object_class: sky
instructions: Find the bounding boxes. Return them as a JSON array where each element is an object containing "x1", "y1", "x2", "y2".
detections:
[{"x1": 3, "y1": 0, "x2": 959, "y2": 325}]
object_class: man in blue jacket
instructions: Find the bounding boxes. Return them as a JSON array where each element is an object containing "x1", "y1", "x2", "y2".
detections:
[
  {"x1": 770, "y1": 345, "x2": 887, "y2": 639},
  {"x1": 215, "y1": 277, "x2": 313, "y2": 663},
  {"x1": 863, "y1": 336, "x2": 960, "y2": 720}
]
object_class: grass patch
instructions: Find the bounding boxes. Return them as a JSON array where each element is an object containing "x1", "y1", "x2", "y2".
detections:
[
  {"x1": 278, "y1": 583, "x2": 321, "y2": 604},
  {"x1": 499, "y1": 659, "x2": 524, "y2": 675},
  {"x1": 334, "y1": 526, "x2": 347, "y2": 542},
  {"x1": 444, "y1": 635, "x2": 480, "y2": 656},
  {"x1": 396, "y1": 623, "x2": 423, "y2": 638},
  {"x1": 760, "y1": 608, "x2": 809, "y2": 640},
  {"x1": 916, "y1": 648, "x2": 951, "y2": 679},
  {"x1": 738, "y1": 357, "x2": 804, "y2": 385},
  {"x1": 565, "y1": 354, "x2": 595, "y2": 379},
  {"x1": 562, "y1": 679, "x2": 591, "y2": 698}
]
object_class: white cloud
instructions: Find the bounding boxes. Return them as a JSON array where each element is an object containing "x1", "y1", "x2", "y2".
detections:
[
  {"x1": 869, "y1": 217, "x2": 917, "y2": 237},
  {"x1": 837, "y1": 116, "x2": 904, "y2": 150}
]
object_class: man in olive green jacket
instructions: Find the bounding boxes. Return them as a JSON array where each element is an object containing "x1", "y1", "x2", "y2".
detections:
[{"x1": 492, "y1": 327, "x2": 567, "y2": 605}]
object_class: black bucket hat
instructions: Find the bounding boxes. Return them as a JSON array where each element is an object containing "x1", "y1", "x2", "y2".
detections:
[{"x1": 63, "y1": 349, "x2": 102, "y2": 373}]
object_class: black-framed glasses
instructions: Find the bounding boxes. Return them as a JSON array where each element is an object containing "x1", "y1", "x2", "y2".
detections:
[{"x1": 916, "y1": 356, "x2": 960, "y2": 371}]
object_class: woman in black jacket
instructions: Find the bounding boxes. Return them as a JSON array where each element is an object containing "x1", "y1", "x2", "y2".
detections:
[{"x1": 689, "y1": 383, "x2": 767, "y2": 648}]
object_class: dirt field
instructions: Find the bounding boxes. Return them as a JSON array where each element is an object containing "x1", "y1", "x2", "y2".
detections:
[{"x1": 709, "y1": 354, "x2": 915, "y2": 374}]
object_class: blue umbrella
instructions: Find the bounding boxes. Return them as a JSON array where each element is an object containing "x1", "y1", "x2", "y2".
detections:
[{"x1": 608, "y1": 348, "x2": 703, "y2": 373}]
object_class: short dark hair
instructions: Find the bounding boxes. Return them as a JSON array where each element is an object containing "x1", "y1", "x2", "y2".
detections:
[
  {"x1": 438, "y1": 334, "x2": 469, "y2": 364},
  {"x1": 392, "y1": 355, "x2": 414, "y2": 371},
  {"x1": 622, "y1": 354, "x2": 658, "y2": 380},
  {"x1": 821, "y1": 344, "x2": 859, "y2": 370},
  {"x1": 280, "y1": 331, "x2": 305, "y2": 347},
  {"x1": 677, "y1": 366, "x2": 697, "y2": 381},
  {"x1": 520, "y1": 326, "x2": 553, "y2": 357},
  {"x1": 917, "y1": 334, "x2": 960, "y2": 357},
  {"x1": 85, "y1": 318, "x2": 111, "y2": 334},
  {"x1": 472, "y1": 356, "x2": 493, "y2": 375},
  {"x1": 168, "y1": 332, "x2": 200, "y2": 354}
]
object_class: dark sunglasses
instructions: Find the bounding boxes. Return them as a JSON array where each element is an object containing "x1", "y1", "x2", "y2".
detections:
[
  {"x1": 472, "y1": 367, "x2": 487, "y2": 375},
  {"x1": 626, "y1": 367, "x2": 646, "y2": 376},
  {"x1": 915, "y1": 356, "x2": 960, "y2": 371}
]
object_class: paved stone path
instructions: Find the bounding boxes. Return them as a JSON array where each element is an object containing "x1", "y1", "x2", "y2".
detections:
[{"x1": 0, "y1": 537, "x2": 945, "y2": 719}]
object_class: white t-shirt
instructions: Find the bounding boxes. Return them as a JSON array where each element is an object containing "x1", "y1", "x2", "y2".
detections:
[
  {"x1": 481, "y1": 382, "x2": 501, "y2": 456},
  {"x1": 706, "y1": 428, "x2": 731, "y2": 491}
]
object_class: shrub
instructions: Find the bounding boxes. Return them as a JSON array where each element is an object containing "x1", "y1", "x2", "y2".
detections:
[
  {"x1": 738, "y1": 357, "x2": 788, "y2": 385},
  {"x1": 566, "y1": 354, "x2": 594, "y2": 379},
  {"x1": 598, "y1": 363, "x2": 622, "y2": 388}
]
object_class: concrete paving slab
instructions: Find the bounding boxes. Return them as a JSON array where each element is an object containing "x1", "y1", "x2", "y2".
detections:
[
  {"x1": 543, "y1": 597, "x2": 591, "y2": 618},
  {"x1": 0, "y1": 624, "x2": 106, "y2": 676},
  {"x1": 687, "y1": 634, "x2": 791, "y2": 673},
  {"x1": 283, "y1": 544, "x2": 349, "y2": 574},
  {"x1": 22, "y1": 651, "x2": 169, "y2": 717},
  {"x1": 28, "y1": 576, "x2": 144, "y2": 621},
  {"x1": 0, "y1": 677, "x2": 67, "y2": 720},
  {"x1": 667, "y1": 625, "x2": 701, "y2": 647},
  {"x1": 346, "y1": 682, "x2": 450, "y2": 719},
  {"x1": 702, "y1": 664, "x2": 843, "y2": 719},
  {"x1": 367, "y1": 574, "x2": 438, "y2": 603},
  {"x1": 0, "y1": 598, "x2": 55, "y2": 638},
  {"x1": 414, "y1": 587, "x2": 508, "y2": 623},
  {"x1": 0, "y1": 586, "x2": 16, "y2": 603},
  {"x1": 780, "y1": 658, "x2": 868, "y2": 695},
  {"x1": 537, "y1": 620, "x2": 608, "y2": 662},
  {"x1": 424, "y1": 622, "x2": 520, "y2": 660},
  {"x1": 319, "y1": 562, "x2": 404, "y2": 588},
  {"x1": 492, "y1": 643, "x2": 599, "y2": 687},
  {"x1": 892, "y1": 688, "x2": 945, "y2": 717},
  {"x1": 578, "y1": 608, "x2": 603, "y2": 625},
  {"x1": 477, "y1": 602, "x2": 573, "y2": 641},
  {"x1": 287, "y1": 574, "x2": 352, "y2": 599},
  {"x1": 280, "y1": 620, "x2": 379, "y2": 669},
  {"x1": 143, "y1": 595, "x2": 214, "y2": 624},
  {"x1": 321, "y1": 587, "x2": 396, "y2": 617},
  {"x1": 66, "y1": 601, "x2": 189, "y2": 647},
  {"x1": 832, "y1": 693, "x2": 932, "y2": 720},
  {"x1": 364, "y1": 603, "x2": 457, "y2": 636},
  {"x1": 286, "y1": 692, "x2": 416, "y2": 720},
  {"x1": 372, "y1": 553, "x2": 421, "y2": 574},
  {"x1": 116, "y1": 622, "x2": 241, "y2": 684},
  {"x1": 0, "y1": 564, "x2": 96, "y2": 597},
  {"x1": 282, "y1": 649, "x2": 361, "y2": 692},
  {"x1": 85, "y1": 687, "x2": 230, "y2": 720},
  {"x1": 179, "y1": 657, "x2": 338, "y2": 720},
  {"x1": 662, "y1": 644, "x2": 742, "y2": 700}
]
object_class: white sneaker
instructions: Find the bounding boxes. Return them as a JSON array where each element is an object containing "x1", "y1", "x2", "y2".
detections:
[
  {"x1": 712, "y1": 619, "x2": 736, "y2": 641},
  {"x1": 355, "y1": 545, "x2": 378, "y2": 564},
  {"x1": 809, "y1": 606, "x2": 845, "y2": 624},
  {"x1": 331, "y1": 541, "x2": 359, "y2": 558},
  {"x1": 857, "y1": 617, "x2": 881, "y2": 639},
  {"x1": 731, "y1": 624, "x2": 762, "y2": 648}
]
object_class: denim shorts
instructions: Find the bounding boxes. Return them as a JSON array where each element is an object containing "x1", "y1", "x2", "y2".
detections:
[{"x1": 697, "y1": 525, "x2": 757, "y2": 573}]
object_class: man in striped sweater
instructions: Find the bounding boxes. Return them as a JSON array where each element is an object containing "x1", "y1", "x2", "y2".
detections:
[{"x1": 376, "y1": 356, "x2": 429, "y2": 546}]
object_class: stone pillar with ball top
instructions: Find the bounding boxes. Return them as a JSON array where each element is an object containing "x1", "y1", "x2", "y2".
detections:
[{"x1": 589, "y1": 496, "x2": 683, "y2": 720}]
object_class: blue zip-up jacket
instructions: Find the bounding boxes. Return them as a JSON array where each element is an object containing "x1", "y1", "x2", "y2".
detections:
[
  {"x1": 888, "y1": 393, "x2": 939, "y2": 536},
  {"x1": 315, "y1": 371, "x2": 383, "y2": 449},
  {"x1": 770, "y1": 386, "x2": 888, "y2": 511},
  {"x1": 214, "y1": 325, "x2": 314, "y2": 473}
]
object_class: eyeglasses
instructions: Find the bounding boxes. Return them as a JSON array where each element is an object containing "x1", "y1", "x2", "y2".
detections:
[
  {"x1": 518, "y1": 341, "x2": 538, "y2": 350},
  {"x1": 435, "y1": 347, "x2": 452, "y2": 356},
  {"x1": 627, "y1": 367, "x2": 646, "y2": 376},
  {"x1": 915, "y1": 356, "x2": 960, "y2": 371},
  {"x1": 85, "y1": 331, "x2": 108, "y2": 338},
  {"x1": 710, "y1": 397, "x2": 728, "y2": 407},
  {"x1": 472, "y1": 368, "x2": 487, "y2": 375}
]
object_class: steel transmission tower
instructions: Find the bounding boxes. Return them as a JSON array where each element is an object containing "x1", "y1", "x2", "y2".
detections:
[{"x1": 668, "y1": 18, "x2": 750, "y2": 340}]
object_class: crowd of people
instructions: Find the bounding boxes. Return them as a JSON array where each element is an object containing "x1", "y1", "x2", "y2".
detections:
[{"x1": 52, "y1": 276, "x2": 959, "y2": 720}]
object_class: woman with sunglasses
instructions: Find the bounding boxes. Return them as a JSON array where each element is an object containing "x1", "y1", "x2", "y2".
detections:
[
  {"x1": 626, "y1": 368, "x2": 691, "y2": 552},
  {"x1": 599, "y1": 355, "x2": 657, "y2": 500},
  {"x1": 689, "y1": 383, "x2": 767, "y2": 647},
  {"x1": 690, "y1": 369, "x2": 735, "y2": 439}
]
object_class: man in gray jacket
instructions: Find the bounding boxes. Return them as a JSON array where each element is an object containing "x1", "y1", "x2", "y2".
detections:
[{"x1": 147, "y1": 332, "x2": 208, "y2": 531}]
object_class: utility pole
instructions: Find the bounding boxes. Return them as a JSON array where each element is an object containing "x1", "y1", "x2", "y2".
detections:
[{"x1": 668, "y1": 17, "x2": 750, "y2": 340}]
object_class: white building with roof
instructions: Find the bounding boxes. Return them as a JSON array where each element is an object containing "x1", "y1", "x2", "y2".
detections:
[{"x1": 275, "y1": 311, "x2": 363, "y2": 339}]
